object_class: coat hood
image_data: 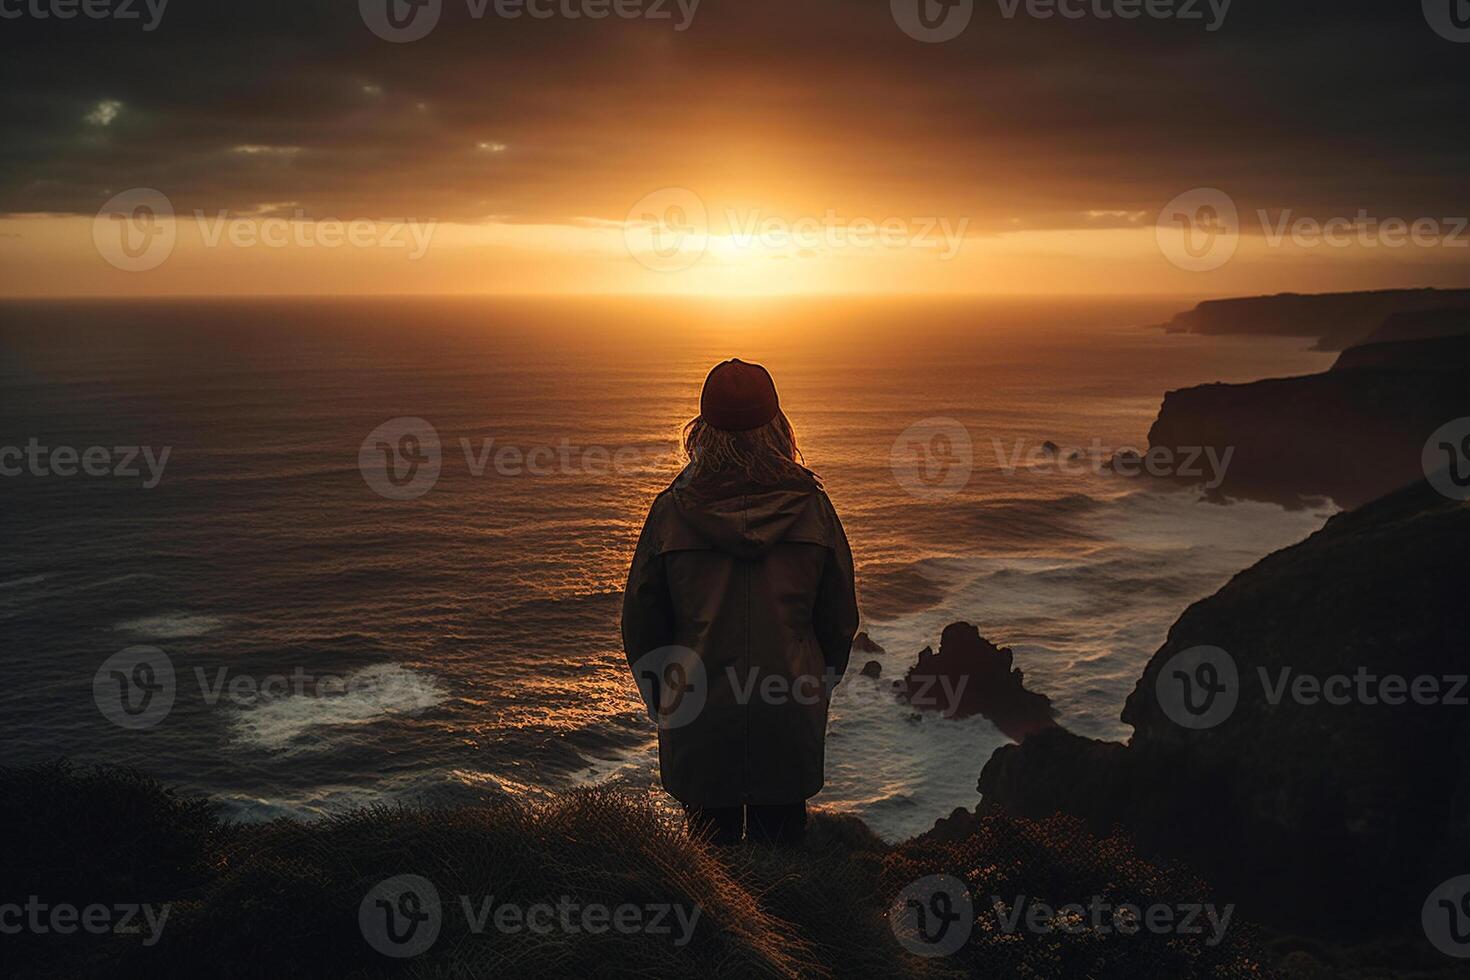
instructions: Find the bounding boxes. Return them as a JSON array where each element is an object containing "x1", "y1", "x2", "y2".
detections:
[{"x1": 669, "y1": 467, "x2": 824, "y2": 560}]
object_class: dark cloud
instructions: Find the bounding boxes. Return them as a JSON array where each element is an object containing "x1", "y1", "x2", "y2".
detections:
[{"x1": 0, "y1": 0, "x2": 1466, "y2": 228}]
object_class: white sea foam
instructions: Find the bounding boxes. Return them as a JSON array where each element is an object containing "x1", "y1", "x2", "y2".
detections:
[
  {"x1": 229, "y1": 662, "x2": 448, "y2": 754},
  {"x1": 116, "y1": 612, "x2": 225, "y2": 638}
]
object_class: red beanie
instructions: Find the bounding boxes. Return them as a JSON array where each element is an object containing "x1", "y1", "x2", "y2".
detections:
[{"x1": 700, "y1": 358, "x2": 781, "y2": 432}]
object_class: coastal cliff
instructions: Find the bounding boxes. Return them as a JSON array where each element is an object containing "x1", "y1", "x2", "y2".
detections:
[
  {"x1": 1158, "y1": 288, "x2": 1470, "y2": 350},
  {"x1": 978, "y1": 478, "x2": 1470, "y2": 938},
  {"x1": 1141, "y1": 317, "x2": 1468, "y2": 506}
]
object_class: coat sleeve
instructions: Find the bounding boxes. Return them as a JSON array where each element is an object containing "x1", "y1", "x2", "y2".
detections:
[
  {"x1": 620, "y1": 497, "x2": 675, "y2": 715},
  {"x1": 813, "y1": 497, "x2": 859, "y2": 681}
]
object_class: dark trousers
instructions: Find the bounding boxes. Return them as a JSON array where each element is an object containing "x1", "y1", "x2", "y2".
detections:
[{"x1": 684, "y1": 802, "x2": 808, "y2": 846}]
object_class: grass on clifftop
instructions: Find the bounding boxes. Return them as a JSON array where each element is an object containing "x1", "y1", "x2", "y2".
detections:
[{"x1": 2, "y1": 760, "x2": 1280, "y2": 979}]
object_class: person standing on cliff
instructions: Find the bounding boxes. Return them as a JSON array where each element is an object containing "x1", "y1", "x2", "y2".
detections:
[{"x1": 621, "y1": 359, "x2": 859, "y2": 846}]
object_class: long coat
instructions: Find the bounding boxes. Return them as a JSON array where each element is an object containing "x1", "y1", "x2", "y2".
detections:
[{"x1": 621, "y1": 466, "x2": 859, "y2": 807}]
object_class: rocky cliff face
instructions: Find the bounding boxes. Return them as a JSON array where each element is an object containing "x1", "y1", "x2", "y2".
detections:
[
  {"x1": 1329, "y1": 332, "x2": 1470, "y2": 373},
  {"x1": 1158, "y1": 288, "x2": 1470, "y2": 350},
  {"x1": 1142, "y1": 338, "x2": 1467, "y2": 507},
  {"x1": 1359, "y1": 308, "x2": 1470, "y2": 346},
  {"x1": 978, "y1": 479, "x2": 1470, "y2": 935}
]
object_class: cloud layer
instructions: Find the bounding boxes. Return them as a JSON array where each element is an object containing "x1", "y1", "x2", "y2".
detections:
[{"x1": 1, "y1": 0, "x2": 1466, "y2": 234}]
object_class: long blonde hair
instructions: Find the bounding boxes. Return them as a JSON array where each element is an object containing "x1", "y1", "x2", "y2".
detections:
[{"x1": 681, "y1": 411, "x2": 812, "y2": 486}]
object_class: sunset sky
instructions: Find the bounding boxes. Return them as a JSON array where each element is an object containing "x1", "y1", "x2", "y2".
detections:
[{"x1": 1, "y1": 0, "x2": 1467, "y2": 297}]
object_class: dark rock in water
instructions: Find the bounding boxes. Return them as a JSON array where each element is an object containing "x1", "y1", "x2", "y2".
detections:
[
  {"x1": 1066, "y1": 449, "x2": 1083, "y2": 461},
  {"x1": 1156, "y1": 288, "x2": 1470, "y2": 350},
  {"x1": 1140, "y1": 338, "x2": 1468, "y2": 508},
  {"x1": 978, "y1": 478, "x2": 1470, "y2": 937},
  {"x1": 1040, "y1": 440, "x2": 1059, "y2": 456},
  {"x1": 859, "y1": 660, "x2": 882, "y2": 679},
  {"x1": 852, "y1": 631, "x2": 884, "y2": 655},
  {"x1": 898, "y1": 623, "x2": 1056, "y2": 740}
]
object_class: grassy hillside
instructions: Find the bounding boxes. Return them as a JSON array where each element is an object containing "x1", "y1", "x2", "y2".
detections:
[{"x1": 1, "y1": 760, "x2": 1272, "y2": 979}]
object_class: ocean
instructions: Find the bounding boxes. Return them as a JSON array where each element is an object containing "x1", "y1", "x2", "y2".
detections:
[{"x1": 0, "y1": 295, "x2": 1337, "y2": 840}]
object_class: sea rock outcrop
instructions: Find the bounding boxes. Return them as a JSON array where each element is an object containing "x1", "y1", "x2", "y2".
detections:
[{"x1": 898, "y1": 622, "x2": 1056, "y2": 739}]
